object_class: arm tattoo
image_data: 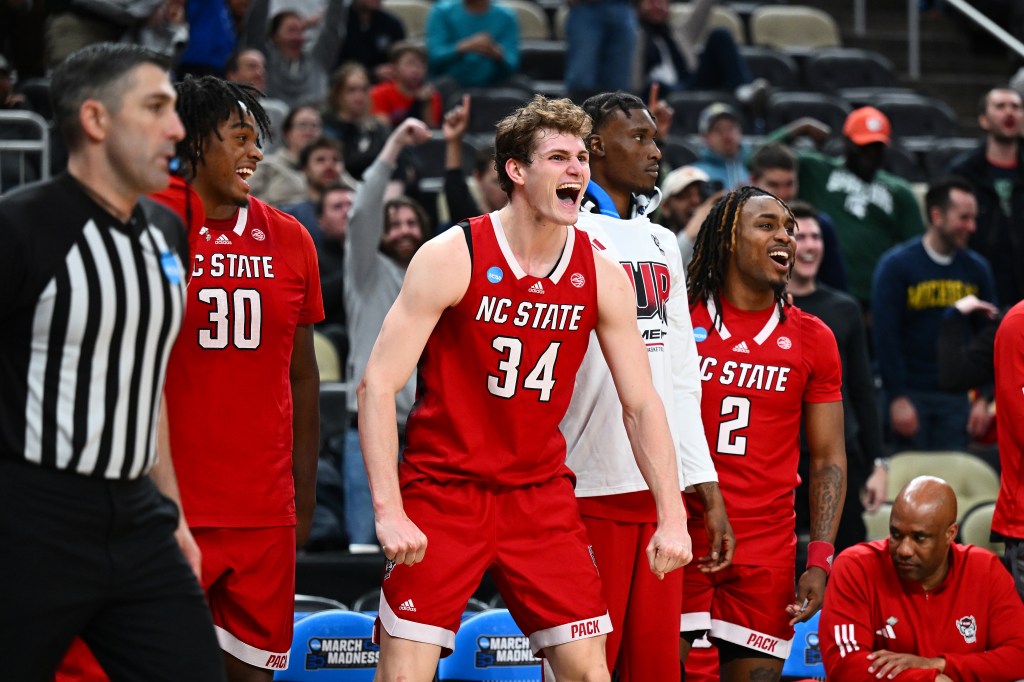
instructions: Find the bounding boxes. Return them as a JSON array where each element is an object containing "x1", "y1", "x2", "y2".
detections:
[{"x1": 809, "y1": 463, "x2": 845, "y2": 541}]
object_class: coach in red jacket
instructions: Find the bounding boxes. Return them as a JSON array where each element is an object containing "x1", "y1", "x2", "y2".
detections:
[{"x1": 820, "y1": 476, "x2": 1024, "y2": 681}]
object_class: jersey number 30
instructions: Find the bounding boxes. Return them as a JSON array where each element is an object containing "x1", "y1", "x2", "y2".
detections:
[
  {"x1": 717, "y1": 396, "x2": 751, "y2": 456},
  {"x1": 487, "y1": 336, "x2": 561, "y2": 402},
  {"x1": 197, "y1": 287, "x2": 263, "y2": 350}
]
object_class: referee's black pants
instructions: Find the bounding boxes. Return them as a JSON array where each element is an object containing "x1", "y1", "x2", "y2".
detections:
[{"x1": 0, "y1": 459, "x2": 226, "y2": 681}]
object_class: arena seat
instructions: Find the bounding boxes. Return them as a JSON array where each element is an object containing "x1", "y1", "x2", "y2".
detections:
[
  {"x1": 749, "y1": 5, "x2": 841, "y2": 50},
  {"x1": 447, "y1": 88, "x2": 532, "y2": 136},
  {"x1": 669, "y1": 3, "x2": 747, "y2": 45},
  {"x1": 781, "y1": 611, "x2": 825, "y2": 681},
  {"x1": 862, "y1": 501, "x2": 893, "y2": 541},
  {"x1": 739, "y1": 46, "x2": 800, "y2": 89},
  {"x1": 518, "y1": 40, "x2": 566, "y2": 84},
  {"x1": 872, "y1": 92, "x2": 961, "y2": 140},
  {"x1": 382, "y1": 0, "x2": 432, "y2": 38},
  {"x1": 659, "y1": 135, "x2": 700, "y2": 169},
  {"x1": 295, "y1": 594, "x2": 350, "y2": 614},
  {"x1": 666, "y1": 90, "x2": 742, "y2": 137},
  {"x1": 352, "y1": 589, "x2": 380, "y2": 613},
  {"x1": 886, "y1": 451, "x2": 1000, "y2": 518},
  {"x1": 922, "y1": 137, "x2": 979, "y2": 178},
  {"x1": 958, "y1": 501, "x2": 1004, "y2": 555},
  {"x1": 415, "y1": 132, "x2": 478, "y2": 193},
  {"x1": 313, "y1": 330, "x2": 342, "y2": 382},
  {"x1": 437, "y1": 609, "x2": 542, "y2": 681},
  {"x1": 275, "y1": 610, "x2": 377, "y2": 681},
  {"x1": 802, "y1": 48, "x2": 897, "y2": 94},
  {"x1": 552, "y1": 5, "x2": 568, "y2": 40},
  {"x1": 502, "y1": 0, "x2": 551, "y2": 39},
  {"x1": 764, "y1": 91, "x2": 850, "y2": 136}
]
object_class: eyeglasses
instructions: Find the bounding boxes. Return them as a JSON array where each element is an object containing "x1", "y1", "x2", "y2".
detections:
[{"x1": 293, "y1": 120, "x2": 322, "y2": 131}]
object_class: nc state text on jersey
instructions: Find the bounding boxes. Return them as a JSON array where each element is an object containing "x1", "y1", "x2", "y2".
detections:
[
  {"x1": 191, "y1": 253, "x2": 276, "y2": 279},
  {"x1": 475, "y1": 295, "x2": 586, "y2": 331},
  {"x1": 698, "y1": 356, "x2": 792, "y2": 392}
]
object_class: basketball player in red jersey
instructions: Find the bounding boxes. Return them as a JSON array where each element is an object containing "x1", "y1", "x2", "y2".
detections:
[
  {"x1": 358, "y1": 95, "x2": 691, "y2": 682},
  {"x1": 680, "y1": 186, "x2": 846, "y2": 681},
  {"x1": 164, "y1": 76, "x2": 322, "y2": 682}
]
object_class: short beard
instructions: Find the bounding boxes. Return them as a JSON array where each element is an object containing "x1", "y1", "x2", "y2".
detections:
[
  {"x1": 992, "y1": 130, "x2": 1019, "y2": 146},
  {"x1": 234, "y1": 195, "x2": 251, "y2": 209}
]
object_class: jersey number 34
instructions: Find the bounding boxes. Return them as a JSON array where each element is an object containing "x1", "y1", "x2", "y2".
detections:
[{"x1": 487, "y1": 336, "x2": 561, "y2": 402}]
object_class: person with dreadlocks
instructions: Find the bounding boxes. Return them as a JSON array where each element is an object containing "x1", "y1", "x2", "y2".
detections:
[
  {"x1": 679, "y1": 186, "x2": 847, "y2": 680},
  {"x1": 359, "y1": 94, "x2": 690, "y2": 682},
  {"x1": 552, "y1": 90, "x2": 733, "y2": 682},
  {"x1": 164, "y1": 75, "x2": 324, "y2": 681}
]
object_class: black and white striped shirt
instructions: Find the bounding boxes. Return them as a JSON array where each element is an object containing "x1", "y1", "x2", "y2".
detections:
[{"x1": 0, "y1": 173, "x2": 187, "y2": 479}]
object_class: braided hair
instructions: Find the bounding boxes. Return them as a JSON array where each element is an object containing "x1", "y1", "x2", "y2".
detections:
[
  {"x1": 174, "y1": 75, "x2": 272, "y2": 174},
  {"x1": 686, "y1": 185, "x2": 794, "y2": 327},
  {"x1": 581, "y1": 91, "x2": 651, "y2": 137}
]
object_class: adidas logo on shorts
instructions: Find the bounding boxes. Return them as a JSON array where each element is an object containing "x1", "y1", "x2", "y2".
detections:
[
  {"x1": 215, "y1": 234, "x2": 232, "y2": 245},
  {"x1": 528, "y1": 281, "x2": 545, "y2": 294},
  {"x1": 398, "y1": 599, "x2": 417, "y2": 612}
]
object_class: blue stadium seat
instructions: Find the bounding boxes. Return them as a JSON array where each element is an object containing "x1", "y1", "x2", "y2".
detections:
[
  {"x1": 275, "y1": 610, "x2": 377, "y2": 681},
  {"x1": 437, "y1": 609, "x2": 542, "y2": 682},
  {"x1": 781, "y1": 611, "x2": 825, "y2": 681}
]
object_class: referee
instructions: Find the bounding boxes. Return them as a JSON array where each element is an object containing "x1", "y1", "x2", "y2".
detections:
[{"x1": 0, "y1": 44, "x2": 225, "y2": 681}]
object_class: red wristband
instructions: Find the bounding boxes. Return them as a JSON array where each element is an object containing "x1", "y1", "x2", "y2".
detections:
[{"x1": 807, "y1": 541, "x2": 835, "y2": 575}]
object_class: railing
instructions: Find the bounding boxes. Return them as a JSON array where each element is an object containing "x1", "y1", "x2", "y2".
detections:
[
  {"x1": 0, "y1": 110, "x2": 50, "y2": 194},
  {"x1": 852, "y1": 0, "x2": 1024, "y2": 80}
]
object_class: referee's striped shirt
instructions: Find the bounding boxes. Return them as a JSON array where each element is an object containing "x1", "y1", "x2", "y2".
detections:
[{"x1": 0, "y1": 173, "x2": 187, "y2": 479}]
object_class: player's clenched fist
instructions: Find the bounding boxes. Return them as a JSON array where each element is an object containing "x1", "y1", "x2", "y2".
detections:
[
  {"x1": 376, "y1": 512, "x2": 428, "y2": 566},
  {"x1": 646, "y1": 521, "x2": 692, "y2": 579}
]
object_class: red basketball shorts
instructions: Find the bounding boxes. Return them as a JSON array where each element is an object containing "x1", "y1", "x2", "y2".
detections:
[
  {"x1": 374, "y1": 477, "x2": 611, "y2": 656},
  {"x1": 680, "y1": 562, "x2": 795, "y2": 660},
  {"x1": 194, "y1": 525, "x2": 296, "y2": 670}
]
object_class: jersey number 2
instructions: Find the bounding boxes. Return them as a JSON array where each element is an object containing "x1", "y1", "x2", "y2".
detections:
[
  {"x1": 717, "y1": 396, "x2": 751, "y2": 456},
  {"x1": 487, "y1": 336, "x2": 561, "y2": 402},
  {"x1": 197, "y1": 287, "x2": 262, "y2": 349}
]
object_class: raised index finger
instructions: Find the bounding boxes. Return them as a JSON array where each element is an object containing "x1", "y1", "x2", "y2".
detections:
[{"x1": 648, "y1": 82, "x2": 661, "y2": 110}]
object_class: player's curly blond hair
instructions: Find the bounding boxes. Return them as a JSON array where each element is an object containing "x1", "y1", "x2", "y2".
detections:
[{"x1": 494, "y1": 95, "x2": 592, "y2": 197}]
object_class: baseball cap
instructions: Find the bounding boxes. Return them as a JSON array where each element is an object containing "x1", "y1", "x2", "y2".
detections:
[
  {"x1": 661, "y1": 165, "x2": 710, "y2": 198},
  {"x1": 698, "y1": 102, "x2": 740, "y2": 135},
  {"x1": 843, "y1": 106, "x2": 891, "y2": 146}
]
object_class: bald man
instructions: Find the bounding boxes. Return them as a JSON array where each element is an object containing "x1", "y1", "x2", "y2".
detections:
[{"x1": 820, "y1": 476, "x2": 1024, "y2": 681}]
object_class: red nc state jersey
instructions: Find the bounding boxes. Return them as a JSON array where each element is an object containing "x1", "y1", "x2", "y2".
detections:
[
  {"x1": 165, "y1": 198, "x2": 323, "y2": 527},
  {"x1": 688, "y1": 296, "x2": 841, "y2": 567},
  {"x1": 401, "y1": 213, "x2": 598, "y2": 488}
]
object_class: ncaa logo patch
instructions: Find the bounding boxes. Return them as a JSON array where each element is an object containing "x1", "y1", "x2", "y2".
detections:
[
  {"x1": 159, "y1": 251, "x2": 181, "y2": 285},
  {"x1": 487, "y1": 266, "x2": 504, "y2": 284},
  {"x1": 570, "y1": 273, "x2": 586, "y2": 288},
  {"x1": 777, "y1": 336, "x2": 792, "y2": 350},
  {"x1": 251, "y1": 228, "x2": 266, "y2": 241},
  {"x1": 693, "y1": 327, "x2": 708, "y2": 343}
]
